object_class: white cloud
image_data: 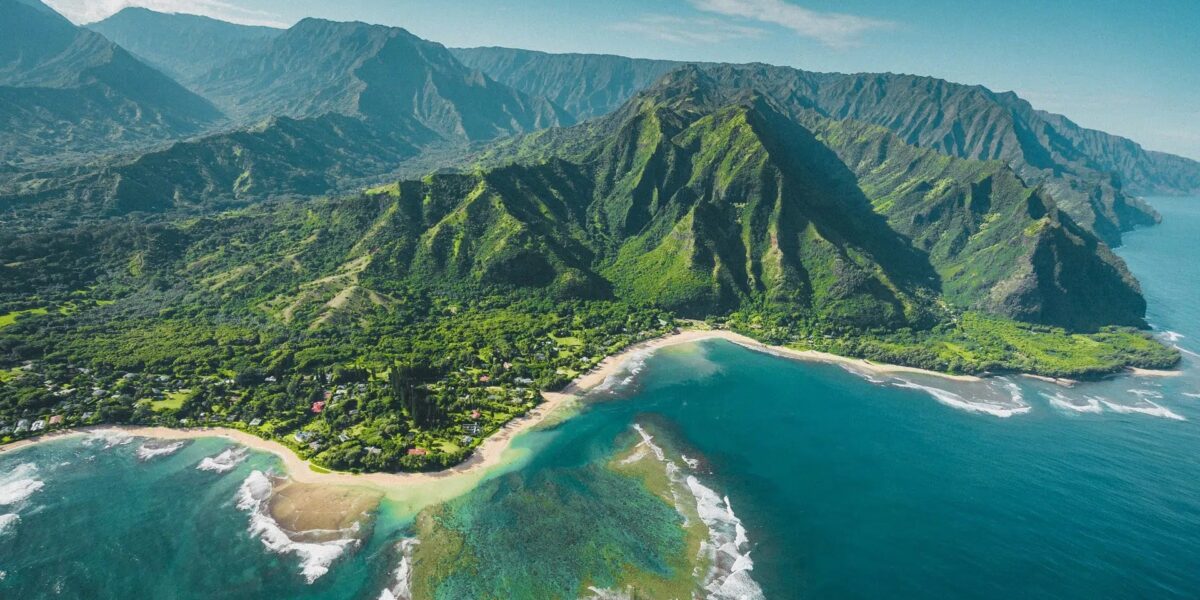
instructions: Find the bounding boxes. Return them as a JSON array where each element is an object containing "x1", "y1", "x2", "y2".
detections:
[
  {"x1": 689, "y1": 0, "x2": 893, "y2": 48},
  {"x1": 611, "y1": 14, "x2": 767, "y2": 45},
  {"x1": 42, "y1": 0, "x2": 288, "y2": 27}
]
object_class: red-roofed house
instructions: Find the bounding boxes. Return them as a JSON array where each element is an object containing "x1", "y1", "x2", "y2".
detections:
[
  {"x1": 311, "y1": 401, "x2": 326, "y2": 414},
  {"x1": 407, "y1": 447, "x2": 427, "y2": 456},
  {"x1": 471, "y1": 410, "x2": 482, "y2": 420}
]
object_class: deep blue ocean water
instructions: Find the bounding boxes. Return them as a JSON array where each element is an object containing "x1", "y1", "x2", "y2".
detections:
[{"x1": 2, "y1": 197, "x2": 1199, "y2": 599}]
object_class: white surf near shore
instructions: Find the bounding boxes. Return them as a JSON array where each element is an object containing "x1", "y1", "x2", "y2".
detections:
[
  {"x1": 891, "y1": 378, "x2": 1032, "y2": 418},
  {"x1": 197, "y1": 446, "x2": 249, "y2": 473},
  {"x1": 1042, "y1": 391, "x2": 1105, "y2": 414},
  {"x1": 1101, "y1": 389, "x2": 1186, "y2": 421},
  {"x1": 0, "y1": 462, "x2": 44, "y2": 507},
  {"x1": 378, "y1": 538, "x2": 420, "y2": 600},
  {"x1": 136, "y1": 441, "x2": 187, "y2": 461},
  {"x1": 83, "y1": 428, "x2": 134, "y2": 449},
  {"x1": 236, "y1": 470, "x2": 359, "y2": 584},
  {"x1": 629, "y1": 424, "x2": 764, "y2": 600}
]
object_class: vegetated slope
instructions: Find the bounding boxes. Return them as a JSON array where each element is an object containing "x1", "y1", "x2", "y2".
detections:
[
  {"x1": 476, "y1": 67, "x2": 1149, "y2": 330},
  {"x1": 106, "y1": 70, "x2": 1145, "y2": 333},
  {"x1": 451, "y1": 46, "x2": 683, "y2": 121},
  {"x1": 88, "y1": 7, "x2": 282, "y2": 84},
  {"x1": 0, "y1": 19, "x2": 573, "y2": 220},
  {"x1": 460, "y1": 48, "x2": 1199, "y2": 236},
  {"x1": 0, "y1": 0, "x2": 222, "y2": 166},
  {"x1": 812, "y1": 118, "x2": 1145, "y2": 330},
  {"x1": 191, "y1": 18, "x2": 569, "y2": 135}
]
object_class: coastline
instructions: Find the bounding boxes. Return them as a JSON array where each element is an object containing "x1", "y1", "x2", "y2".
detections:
[{"x1": 0, "y1": 328, "x2": 1168, "y2": 488}]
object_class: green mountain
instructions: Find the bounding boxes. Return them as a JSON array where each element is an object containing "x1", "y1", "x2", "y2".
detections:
[
  {"x1": 190, "y1": 18, "x2": 568, "y2": 135},
  {"x1": 472, "y1": 67, "x2": 1148, "y2": 330},
  {"x1": 0, "y1": 0, "x2": 223, "y2": 167},
  {"x1": 88, "y1": 7, "x2": 282, "y2": 84},
  {"x1": 458, "y1": 48, "x2": 1200, "y2": 241},
  {"x1": 0, "y1": 19, "x2": 574, "y2": 220}
]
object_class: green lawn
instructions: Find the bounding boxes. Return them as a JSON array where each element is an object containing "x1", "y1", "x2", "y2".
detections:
[
  {"x1": 150, "y1": 390, "x2": 190, "y2": 412},
  {"x1": 549, "y1": 334, "x2": 583, "y2": 347}
]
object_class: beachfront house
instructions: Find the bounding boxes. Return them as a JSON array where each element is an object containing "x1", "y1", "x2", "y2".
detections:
[
  {"x1": 31, "y1": 419, "x2": 46, "y2": 432},
  {"x1": 294, "y1": 431, "x2": 314, "y2": 443},
  {"x1": 48, "y1": 415, "x2": 64, "y2": 426},
  {"x1": 249, "y1": 418, "x2": 263, "y2": 427},
  {"x1": 15, "y1": 419, "x2": 30, "y2": 433}
]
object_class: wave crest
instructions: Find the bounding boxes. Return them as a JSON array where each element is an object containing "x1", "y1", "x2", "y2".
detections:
[
  {"x1": 196, "y1": 447, "x2": 249, "y2": 473},
  {"x1": 0, "y1": 463, "x2": 44, "y2": 507},
  {"x1": 137, "y1": 441, "x2": 187, "y2": 461},
  {"x1": 236, "y1": 471, "x2": 358, "y2": 584}
]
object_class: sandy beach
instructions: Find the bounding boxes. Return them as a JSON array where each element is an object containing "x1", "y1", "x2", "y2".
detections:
[{"x1": 0, "y1": 328, "x2": 1045, "y2": 491}]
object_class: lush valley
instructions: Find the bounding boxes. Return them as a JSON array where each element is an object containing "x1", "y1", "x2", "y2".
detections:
[{"x1": 0, "y1": 2, "x2": 1186, "y2": 472}]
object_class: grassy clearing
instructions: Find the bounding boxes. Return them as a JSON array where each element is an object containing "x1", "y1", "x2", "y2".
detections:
[
  {"x1": 0, "y1": 307, "x2": 48, "y2": 330},
  {"x1": 150, "y1": 390, "x2": 190, "y2": 412}
]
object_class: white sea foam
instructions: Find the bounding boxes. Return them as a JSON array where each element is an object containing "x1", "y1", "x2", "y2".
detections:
[
  {"x1": 627, "y1": 424, "x2": 764, "y2": 598},
  {"x1": 196, "y1": 447, "x2": 249, "y2": 473},
  {"x1": 891, "y1": 379, "x2": 1031, "y2": 418},
  {"x1": 83, "y1": 429, "x2": 134, "y2": 449},
  {"x1": 1102, "y1": 400, "x2": 1186, "y2": 421},
  {"x1": 837, "y1": 363, "x2": 887, "y2": 384},
  {"x1": 236, "y1": 471, "x2": 357, "y2": 584},
  {"x1": 1128, "y1": 389, "x2": 1165, "y2": 400},
  {"x1": 595, "y1": 350, "x2": 652, "y2": 393},
  {"x1": 1041, "y1": 391, "x2": 1104, "y2": 414},
  {"x1": 1182, "y1": 393, "x2": 1200, "y2": 399},
  {"x1": 630, "y1": 424, "x2": 687, "y2": 518},
  {"x1": 0, "y1": 513, "x2": 19, "y2": 535},
  {"x1": 685, "y1": 476, "x2": 765, "y2": 600},
  {"x1": 0, "y1": 463, "x2": 44, "y2": 506},
  {"x1": 136, "y1": 441, "x2": 186, "y2": 461},
  {"x1": 681, "y1": 454, "x2": 700, "y2": 470},
  {"x1": 1162, "y1": 331, "x2": 1185, "y2": 342},
  {"x1": 378, "y1": 538, "x2": 420, "y2": 600},
  {"x1": 582, "y1": 587, "x2": 633, "y2": 600}
]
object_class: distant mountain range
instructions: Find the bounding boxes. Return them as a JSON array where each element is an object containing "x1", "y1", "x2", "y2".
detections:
[
  {"x1": 87, "y1": 6, "x2": 282, "y2": 84},
  {"x1": 0, "y1": 0, "x2": 221, "y2": 167},
  {"x1": 0, "y1": 2, "x2": 1194, "y2": 333}
]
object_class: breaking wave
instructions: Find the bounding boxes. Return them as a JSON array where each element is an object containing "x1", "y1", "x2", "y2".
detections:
[
  {"x1": 1102, "y1": 397, "x2": 1186, "y2": 421},
  {"x1": 0, "y1": 513, "x2": 18, "y2": 535},
  {"x1": 378, "y1": 538, "x2": 420, "y2": 600},
  {"x1": 891, "y1": 379, "x2": 1031, "y2": 418},
  {"x1": 595, "y1": 349, "x2": 652, "y2": 393},
  {"x1": 1041, "y1": 392, "x2": 1104, "y2": 414},
  {"x1": 197, "y1": 447, "x2": 249, "y2": 473},
  {"x1": 83, "y1": 429, "x2": 134, "y2": 449},
  {"x1": 686, "y1": 476, "x2": 764, "y2": 600},
  {"x1": 837, "y1": 363, "x2": 888, "y2": 384},
  {"x1": 629, "y1": 424, "x2": 763, "y2": 599},
  {"x1": 136, "y1": 441, "x2": 187, "y2": 461},
  {"x1": 0, "y1": 463, "x2": 44, "y2": 507},
  {"x1": 236, "y1": 471, "x2": 358, "y2": 584}
]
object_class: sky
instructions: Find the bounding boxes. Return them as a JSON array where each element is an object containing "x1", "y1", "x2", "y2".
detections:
[{"x1": 45, "y1": 0, "x2": 1200, "y2": 160}]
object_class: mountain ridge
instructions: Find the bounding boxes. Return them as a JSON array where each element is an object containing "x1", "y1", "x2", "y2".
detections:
[{"x1": 0, "y1": 0, "x2": 223, "y2": 166}]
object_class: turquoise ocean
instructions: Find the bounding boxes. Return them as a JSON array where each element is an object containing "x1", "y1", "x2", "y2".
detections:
[{"x1": 3, "y1": 197, "x2": 1200, "y2": 599}]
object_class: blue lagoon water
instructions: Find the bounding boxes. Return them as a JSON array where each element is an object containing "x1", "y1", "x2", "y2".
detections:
[{"x1": 3, "y1": 197, "x2": 1200, "y2": 599}]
